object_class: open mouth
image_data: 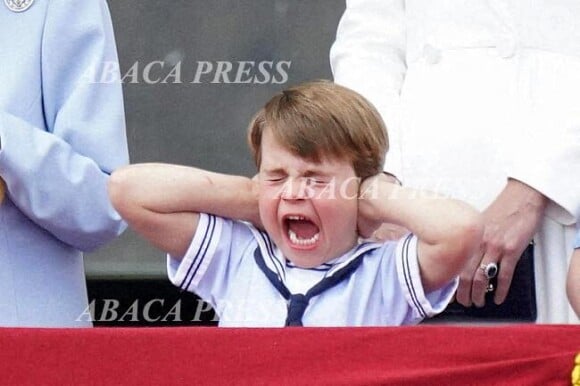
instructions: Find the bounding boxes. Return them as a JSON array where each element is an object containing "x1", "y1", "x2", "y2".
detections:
[{"x1": 284, "y1": 215, "x2": 320, "y2": 247}]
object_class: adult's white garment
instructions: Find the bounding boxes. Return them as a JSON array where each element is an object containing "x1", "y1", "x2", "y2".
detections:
[{"x1": 331, "y1": 0, "x2": 580, "y2": 323}]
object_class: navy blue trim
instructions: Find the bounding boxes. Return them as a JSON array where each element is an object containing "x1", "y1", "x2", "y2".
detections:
[
  {"x1": 285, "y1": 260, "x2": 332, "y2": 272},
  {"x1": 253, "y1": 246, "x2": 366, "y2": 327},
  {"x1": 401, "y1": 235, "x2": 426, "y2": 318},
  {"x1": 180, "y1": 214, "x2": 216, "y2": 290},
  {"x1": 185, "y1": 214, "x2": 217, "y2": 290},
  {"x1": 265, "y1": 233, "x2": 285, "y2": 278},
  {"x1": 325, "y1": 242, "x2": 378, "y2": 277},
  {"x1": 253, "y1": 247, "x2": 291, "y2": 299},
  {"x1": 179, "y1": 214, "x2": 212, "y2": 289},
  {"x1": 257, "y1": 231, "x2": 285, "y2": 280}
]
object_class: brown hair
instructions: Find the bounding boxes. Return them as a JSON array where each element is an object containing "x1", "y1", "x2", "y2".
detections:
[{"x1": 247, "y1": 80, "x2": 388, "y2": 179}]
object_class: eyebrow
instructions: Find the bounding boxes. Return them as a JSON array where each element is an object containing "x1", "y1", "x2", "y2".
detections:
[{"x1": 261, "y1": 167, "x2": 331, "y2": 178}]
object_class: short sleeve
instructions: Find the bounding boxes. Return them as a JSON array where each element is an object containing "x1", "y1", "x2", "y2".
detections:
[
  {"x1": 394, "y1": 234, "x2": 457, "y2": 321},
  {"x1": 167, "y1": 214, "x2": 254, "y2": 310}
]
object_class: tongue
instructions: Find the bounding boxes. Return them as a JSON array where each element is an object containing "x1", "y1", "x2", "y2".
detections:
[{"x1": 288, "y1": 220, "x2": 319, "y2": 239}]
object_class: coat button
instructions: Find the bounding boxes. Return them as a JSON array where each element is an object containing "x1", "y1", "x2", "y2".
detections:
[
  {"x1": 422, "y1": 44, "x2": 441, "y2": 64},
  {"x1": 496, "y1": 37, "x2": 517, "y2": 58}
]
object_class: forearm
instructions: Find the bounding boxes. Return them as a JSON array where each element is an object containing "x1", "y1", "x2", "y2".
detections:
[
  {"x1": 109, "y1": 163, "x2": 259, "y2": 257},
  {"x1": 0, "y1": 112, "x2": 127, "y2": 251},
  {"x1": 360, "y1": 175, "x2": 483, "y2": 289},
  {"x1": 109, "y1": 163, "x2": 259, "y2": 225},
  {"x1": 362, "y1": 176, "x2": 481, "y2": 246},
  {"x1": 499, "y1": 178, "x2": 547, "y2": 218}
]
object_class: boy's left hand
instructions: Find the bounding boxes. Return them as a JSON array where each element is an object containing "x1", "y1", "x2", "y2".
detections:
[
  {"x1": 363, "y1": 172, "x2": 408, "y2": 241},
  {"x1": 357, "y1": 214, "x2": 382, "y2": 239},
  {"x1": 357, "y1": 174, "x2": 395, "y2": 239},
  {"x1": 370, "y1": 222, "x2": 408, "y2": 242}
]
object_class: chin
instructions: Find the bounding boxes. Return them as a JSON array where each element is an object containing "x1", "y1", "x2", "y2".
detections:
[
  {"x1": 280, "y1": 244, "x2": 322, "y2": 268},
  {"x1": 286, "y1": 254, "x2": 323, "y2": 269}
]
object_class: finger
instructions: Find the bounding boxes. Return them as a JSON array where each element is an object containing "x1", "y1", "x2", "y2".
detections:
[
  {"x1": 456, "y1": 251, "x2": 482, "y2": 307},
  {"x1": 372, "y1": 223, "x2": 408, "y2": 242},
  {"x1": 472, "y1": 243, "x2": 501, "y2": 307},
  {"x1": 374, "y1": 229, "x2": 403, "y2": 242},
  {"x1": 472, "y1": 256, "x2": 499, "y2": 308},
  {"x1": 468, "y1": 230, "x2": 502, "y2": 305},
  {"x1": 358, "y1": 218, "x2": 381, "y2": 240},
  {"x1": 388, "y1": 224, "x2": 409, "y2": 240},
  {"x1": 372, "y1": 231, "x2": 394, "y2": 242},
  {"x1": 494, "y1": 254, "x2": 517, "y2": 305},
  {"x1": 358, "y1": 227, "x2": 374, "y2": 240}
]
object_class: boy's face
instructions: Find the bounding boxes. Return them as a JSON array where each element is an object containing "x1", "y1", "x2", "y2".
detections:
[{"x1": 258, "y1": 129, "x2": 359, "y2": 268}]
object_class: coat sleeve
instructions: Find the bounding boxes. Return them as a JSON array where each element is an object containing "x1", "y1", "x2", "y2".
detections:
[
  {"x1": 0, "y1": 0, "x2": 129, "y2": 251},
  {"x1": 330, "y1": 0, "x2": 406, "y2": 178},
  {"x1": 506, "y1": 53, "x2": 580, "y2": 224}
]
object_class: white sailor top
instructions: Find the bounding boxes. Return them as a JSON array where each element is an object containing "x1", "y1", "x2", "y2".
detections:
[{"x1": 168, "y1": 214, "x2": 457, "y2": 327}]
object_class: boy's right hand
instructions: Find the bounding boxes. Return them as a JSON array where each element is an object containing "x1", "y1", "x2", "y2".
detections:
[{"x1": 249, "y1": 174, "x2": 264, "y2": 230}]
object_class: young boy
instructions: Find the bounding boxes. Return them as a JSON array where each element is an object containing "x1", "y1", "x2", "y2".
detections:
[
  {"x1": 109, "y1": 81, "x2": 483, "y2": 327},
  {"x1": 568, "y1": 227, "x2": 580, "y2": 317}
]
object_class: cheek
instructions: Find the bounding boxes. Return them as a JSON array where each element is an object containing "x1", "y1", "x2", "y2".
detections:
[
  {"x1": 258, "y1": 198, "x2": 272, "y2": 217},
  {"x1": 259, "y1": 183, "x2": 278, "y2": 200},
  {"x1": 258, "y1": 196, "x2": 278, "y2": 229},
  {"x1": 316, "y1": 196, "x2": 357, "y2": 228},
  {"x1": 338, "y1": 182, "x2": 359, "y2": 229}
]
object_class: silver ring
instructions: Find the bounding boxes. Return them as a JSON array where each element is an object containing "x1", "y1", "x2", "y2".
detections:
[
  {"x1": 486, "y1": 283, "x2": 495, "y2": 293},
  {"x1": 480, "y1": 262, "x2": 498, "y2": 280}
]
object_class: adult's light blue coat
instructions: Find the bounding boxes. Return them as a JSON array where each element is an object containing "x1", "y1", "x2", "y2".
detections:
[{"x1": 0, "y1": 0, "x2": 128, "y2": 326}]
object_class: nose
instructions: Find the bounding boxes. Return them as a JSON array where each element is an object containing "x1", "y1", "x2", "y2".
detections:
[{"x1": 280, "y1": 178, "x2": 311, "y2": 200}]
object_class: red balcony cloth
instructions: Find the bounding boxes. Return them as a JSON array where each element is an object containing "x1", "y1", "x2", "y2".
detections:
[{"x1": 1, "y1": 325, "x2": 578, "y2": 385}]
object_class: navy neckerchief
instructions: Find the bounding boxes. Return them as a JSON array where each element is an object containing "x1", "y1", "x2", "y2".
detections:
[{"x1": 249, "y1": 227, "x2": 381, "y2": 326}]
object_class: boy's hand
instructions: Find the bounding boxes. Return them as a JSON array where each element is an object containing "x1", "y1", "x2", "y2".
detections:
[
  {"x1": 357, "y1": 174, "x2": 398, "y2": 239},
  {"x1": 363, "y1": 172, "x2": 408, "y2": 241},
  {"x1": 370, "y1": 222, "x2": 409, "y2": 242},
  {"x1": 357, "y1": 214, "x2": 382, "y2": 239},
  {"x1": 249, "y1": 174, "x2": 264, "y2": 230}
]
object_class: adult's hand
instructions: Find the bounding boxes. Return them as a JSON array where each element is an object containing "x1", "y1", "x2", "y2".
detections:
[{"x1": 456, "y1": 179, "x2": 547, "y2": 307}]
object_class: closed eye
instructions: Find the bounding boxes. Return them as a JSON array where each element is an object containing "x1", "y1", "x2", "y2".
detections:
[
  {"x1": 307, "y1": 177, "x2": 330, "y2": 186},
  {"x1": 263, "y1": 174, "x2": 286, "y2": 183}
]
